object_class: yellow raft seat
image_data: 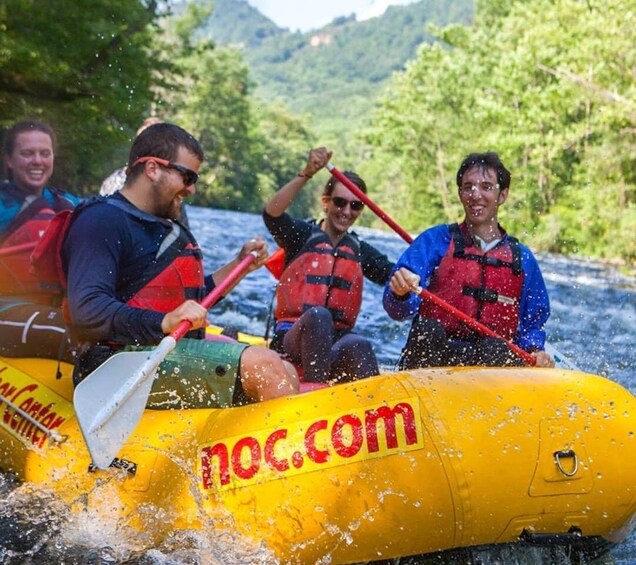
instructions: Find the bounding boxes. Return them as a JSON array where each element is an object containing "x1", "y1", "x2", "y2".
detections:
[{"x1": 0, "y1": 355, "x2": 635, "y2": 563}]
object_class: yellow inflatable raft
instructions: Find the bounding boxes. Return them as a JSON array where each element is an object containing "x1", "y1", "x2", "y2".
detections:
[
  {"x1": 0, "y1": 355, "x2": 635, "y2": 563},
  {"x1": 205, "y1": 323, "x2": 268, "y2": 346}
]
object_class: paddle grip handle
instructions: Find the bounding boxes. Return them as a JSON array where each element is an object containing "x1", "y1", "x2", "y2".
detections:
[{"x1": 170, "y1": 252, "x2": 257, "y2": 341}]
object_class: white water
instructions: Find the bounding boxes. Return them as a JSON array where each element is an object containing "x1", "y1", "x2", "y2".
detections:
[{"x1": 198, "y1": 207, "x2": 635, "y2": 392}]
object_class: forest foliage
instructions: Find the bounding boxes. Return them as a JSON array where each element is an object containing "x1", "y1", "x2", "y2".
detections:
[
  {"x1": 0, "y1": 0, "x2": 313, "y2": 213},
  {"x1": 361, "y1": 0, "x2": 635, "y2": 261},
  {"x1": 0, "y1": 0, "x2": 159, "y2": 187},
  {"x1": 1, "y1": 0, "x2": 634, "y2": 262},
  {"x1": 204, "y1": 0, "x2": 474, "y2": 146}
]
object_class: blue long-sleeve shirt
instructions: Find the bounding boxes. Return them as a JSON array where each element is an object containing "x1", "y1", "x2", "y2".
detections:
[
  {"x1": 383, "y1": 224, "x2": 550, "y2": 352},
  {"x1": 62, "y1": 193, "x2": 214, "y2": 346}
]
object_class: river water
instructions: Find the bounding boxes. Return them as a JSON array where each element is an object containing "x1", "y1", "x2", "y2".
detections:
[{"x1": 1, "y1": 205, "x2": 634, "y2": 564}]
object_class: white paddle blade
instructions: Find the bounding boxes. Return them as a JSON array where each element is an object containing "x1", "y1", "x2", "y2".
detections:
[
  {"x1": 545, "y1": 342, "x2": 580, "y2": 372},
  {"x1": 74, "y1": 337, "x2": 176, "y2": 469}
]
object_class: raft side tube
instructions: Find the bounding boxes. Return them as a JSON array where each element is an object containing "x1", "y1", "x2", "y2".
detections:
[
  {"x1": 401, "y1": 367, "x2": 636, "y2": 549},
  {"x1": 1, "y1": 358, "x2": 635, "y2": 564}
]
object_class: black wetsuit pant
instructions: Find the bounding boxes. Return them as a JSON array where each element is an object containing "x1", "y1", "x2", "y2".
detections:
[
  {"x1": 0, "y1": 301, "x2": 75, "y2": 363},
  {"x1": 271, "y1": 306, "x2": 379, "y2": 383},
  {"x1": 399, "y1": 316, "x2": 524, "y2": 370}
]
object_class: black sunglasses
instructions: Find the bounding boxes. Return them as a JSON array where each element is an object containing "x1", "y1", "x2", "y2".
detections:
[
  {"x1": 132, "y1": 156, "x2": 199, "y2": 186},
  {"x1": 330, "y1": 196, "x2": 365, "y2": 211}
]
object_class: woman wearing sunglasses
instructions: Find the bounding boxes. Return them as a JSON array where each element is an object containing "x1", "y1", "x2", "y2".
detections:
[{"x1": 263, "y1": 147, "x2": 393, "y2": 384}]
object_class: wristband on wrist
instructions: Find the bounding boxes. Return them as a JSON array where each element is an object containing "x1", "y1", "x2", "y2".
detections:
[{"x1": 297, "y1": 172, "x2": 313, "y2": 179}]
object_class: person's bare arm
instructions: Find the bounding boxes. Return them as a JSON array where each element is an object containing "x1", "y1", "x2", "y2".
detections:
[{"x1": 265, "y1": 146, "x2": 332, "y2": 217}]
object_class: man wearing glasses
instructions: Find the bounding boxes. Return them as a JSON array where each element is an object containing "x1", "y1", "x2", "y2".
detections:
[
  {"x1": 62, "y1": 122, "x2": 298, "y2": 408},
  {"x1": 384, "y1": 152, "x2": 555, "y2": 369},
  {"x1": 263, "y1": 146, "x2": 393, "y2": 385}
]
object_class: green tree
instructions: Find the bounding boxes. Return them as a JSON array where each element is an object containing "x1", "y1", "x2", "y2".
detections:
[
  {"x1": 158, "y1": 2, "x2": 314, "y2": 212},
  {"x1": 365, "y1": 0, "x2": 635, "y2": 262},
  {"x1": 0, "y1": 0, "x2": 165, "y2": 191},
  {"x1": 250, "y1": 103, "x2": 317, "y2": 217}
]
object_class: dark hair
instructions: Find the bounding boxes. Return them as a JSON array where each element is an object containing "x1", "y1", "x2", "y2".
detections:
[
  {"x1": 323, "y1": 170, "x2": 367, "y2": 196},
  {"x1": 126, "y1": 123, "x2": 204, "y2": 180},
  {"x1": 2, "y1": 120, "x2": 57, "y2": 179},
  {"x1": 456, "y1": 152, "x2": 511, "y2": 190}
]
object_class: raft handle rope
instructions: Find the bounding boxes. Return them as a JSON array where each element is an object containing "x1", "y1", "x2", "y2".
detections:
[
  {"x1": 553, "y1": 449, "x2": 578, "y2": 477},
  {"x1": 520, "y1": 526, "x2": 582, "y2": 545},
  {"x1": 0, "y1": 392, "x2": 67, "y2": 444}
]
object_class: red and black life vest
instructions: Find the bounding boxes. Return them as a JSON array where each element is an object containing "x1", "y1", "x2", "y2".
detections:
[
  {"x1": 32, "y1": 197, "x2": 205, "y2": 335},
  {"x1": 120, "y1": 228, "x2": 205, "y2": 314},
  {"x1": 420, "y1": 222, "x2": 524, "y2": 340},
  {"x1": 275, "y1": 227, "x2": 364, "y2": 330},
  {"x1": 100, "y1": 199, "x2": 205, "y2": 338},
  {"x1": 0, "y1": 185, "x2": 75, "y2": 303}
]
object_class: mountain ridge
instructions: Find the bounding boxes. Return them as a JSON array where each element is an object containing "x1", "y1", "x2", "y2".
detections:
[{"x1": 200, "y1": 0, "x2": 474, "y2": 141}]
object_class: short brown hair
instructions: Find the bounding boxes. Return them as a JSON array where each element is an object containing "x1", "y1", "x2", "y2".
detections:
[
  {"x1": 456, "y1": 152, "x2": 511, "y2": 190},
  {"x1": 126, "y1": 123, "x2": 204, "y2": 181},
  {"x1": 323, "y1": 170, "x2": 367, "y2": 196}
]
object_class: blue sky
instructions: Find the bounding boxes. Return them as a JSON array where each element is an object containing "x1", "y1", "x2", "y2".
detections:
[{"x1": 246, "y1": 0, "x2": 418, "y2": 32}]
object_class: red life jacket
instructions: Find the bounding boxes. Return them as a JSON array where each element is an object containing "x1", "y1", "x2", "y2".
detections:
[
  {"x1": 0, "y1": 187, "x2": 75, "y2": 303},
  {"x1": 275, "y1": 228, "x2": 364, "y2": 330},
  {"x1": 122, "y1": 230, "x2": 205, "y2": 313},
  {"x1": 420, "y1": 222, "x2": 524, "y2": 340},
  {"x1": 32, "y1": 197, "x2": 205, "y2": 333},
  {"x1": 103, "y1": 199, "x2": 206, "y2": 338}
]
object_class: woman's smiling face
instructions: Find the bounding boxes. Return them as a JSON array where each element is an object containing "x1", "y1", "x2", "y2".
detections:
[
  {"x1": 322, "y1": 182, "x2": 365, "y2": 236},
  {"x1": 5, "y1": 131, "x2": 54, "y2": 196}
]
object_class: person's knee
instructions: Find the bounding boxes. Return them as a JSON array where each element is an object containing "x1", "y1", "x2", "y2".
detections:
[
  {"x1": 339, "y1": 335, "x2": 374, "y2": 360},
  {"x1": 239, "y1": 346, "x2": 299, "y2": 402},
  {"x1": 332, "y1": 335, "x2": 379, "y2": 381},
  {"x1": 400, "y1": 318, "x2": 448, "y2": 370},
  {"x1": 413, "y1": 317, "x2": 446, "y2": 342},
  {"x1": 477, "y1": 337, "x2": 521, "y2": 366},
  {"x1": 300, "y1": 306, "x2": 332, "y2": 330}
]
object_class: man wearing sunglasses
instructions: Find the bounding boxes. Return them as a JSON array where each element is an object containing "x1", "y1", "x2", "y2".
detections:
[
  {"x1": 263, "y1": 146, "x2": 393, "y2": 384},
  {"x1": 99, "y1": 117, "x2": 162, "y2": 196},
  {"x1": 384, "y1": 152, "x2": 554, "y2": 369},
  {"x1": 62, "y1": 123, "x2": 298, "y2": 408}
]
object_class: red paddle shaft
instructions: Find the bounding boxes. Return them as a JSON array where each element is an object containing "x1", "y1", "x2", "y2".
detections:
[
  {"x1": 415, "y1": 288, "x2": 536, "y2": 365},
  {"x1": 0, "y1": 242, "x2": 37, "y2": 257},
  {"x1": 326, "y1": 163, "x2": 536, "y2": 366},
  {"x1": 171, "y1": 252, "x2": 257, "y2": 341},
  {"x1": 327, "y1": 164, "x2": 414, "y2": 244}
]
